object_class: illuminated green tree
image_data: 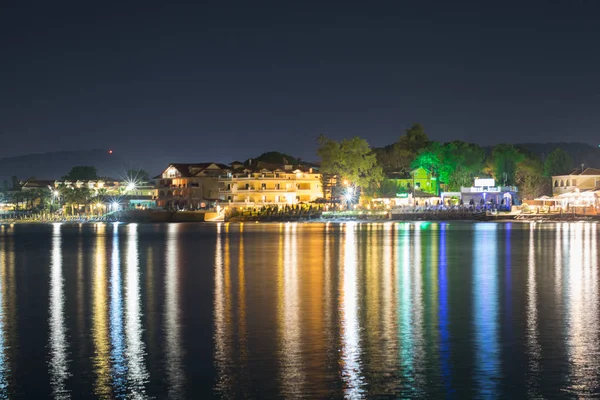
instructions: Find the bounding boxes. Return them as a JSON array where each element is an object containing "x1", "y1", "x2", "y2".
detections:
[{"x1": 411, "y1": 141, "x2": 485, "y2": 191}]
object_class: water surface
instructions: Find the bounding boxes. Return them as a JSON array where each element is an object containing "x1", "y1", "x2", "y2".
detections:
[{"x1": 0, "y1": 221, "x2": 598, "y2": 398}]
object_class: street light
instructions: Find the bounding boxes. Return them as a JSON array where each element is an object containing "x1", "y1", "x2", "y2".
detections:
[{"x1": 345, "y1": 186, "x2": 354, "y2": 209}]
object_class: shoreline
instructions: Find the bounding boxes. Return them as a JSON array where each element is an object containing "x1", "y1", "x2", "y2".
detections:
[{"x1": 2, "y1": 214, "x2": 599, "y2": 225}]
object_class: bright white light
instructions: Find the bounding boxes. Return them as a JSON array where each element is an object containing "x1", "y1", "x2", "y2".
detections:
[
  {"x1": 53, "y1": 190, "x2": 60, "y2": 197},
  {"x1": 126, "y1": 182, "x2": 136, "y2": 191},
  {"x1": 111, "y1": 202, "x2": 120, "y2": 211},
  {"x1": 345, "y1": 186, "x2": 355, "y2": 203}
]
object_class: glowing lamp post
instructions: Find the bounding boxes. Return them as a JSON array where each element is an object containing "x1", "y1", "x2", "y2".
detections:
[
  {"x1": 345, "y1": 186, "x2": 355, "y2": 209},
  {"x1": 51, "y1": 190, "x2": 60, "y2": 214}
]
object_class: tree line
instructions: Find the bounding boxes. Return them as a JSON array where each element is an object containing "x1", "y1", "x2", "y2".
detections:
[{"x1": 317, "y1": 123, "x2": 574, "y2": 200}]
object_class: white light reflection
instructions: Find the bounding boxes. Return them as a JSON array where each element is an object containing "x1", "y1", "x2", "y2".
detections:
[
  {"x1": 554, "y1": 223, "x2": 562, "y2": 300},
  {"x1": 398, "y1": 224, "x2": 415, "y2": 395},
  {"x1": 412, "y1": 224, "x2": 425, "y2": 390},
  {"x1": 0, "y1": 234, "x2": 9, "y2": 397},
  {"x1": 165, "y1": 224, "x2": 184, "y2": 398},
  {"x1": 109, "y1": 223, "x2": 126, "y2": 396},
  {"x1": 93, "y1": 223, "x2": 111, "y2": 396},
  {"x1": 213, "y1": 223, "x2": 230, "y2": 395},
  {"x1": 473, "y1": 223, "x2": 499, "y2": 398},
  {"x1": 381, "y1": 222, "x2": 395, "y2": 373},
  {"x1": 526, "y1": 224, "x2": 541, "y2": 396},
  {"x1": 565, "y1": 222, "x2": 600, "y2": 396},
  {"x1": 280, "y1": 222, "x2": 304, "y2": 395},
  {"x1": 340, "y1": 222, "x2": 365, "y2": 397},
  {"x1": 125, "y1": 224, "x2": 149, "y2": 398},
  {"x1": 48, "y1": 223, "x2": 70, "y2": 399}
]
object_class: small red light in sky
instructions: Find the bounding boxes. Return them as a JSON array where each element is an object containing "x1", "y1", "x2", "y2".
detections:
[{"x1": 109, "y1": 150, "x2": 113, "y2": 154}]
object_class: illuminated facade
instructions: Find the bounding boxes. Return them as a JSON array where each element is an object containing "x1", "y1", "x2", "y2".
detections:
[
  {"x1": 460, "y1": 178, "x2": 518, "y2": 206},
  {"x1": 552, "y1": 167, "x2": 600, "y2": 196},
  {"x1": 218, "y1": 165, "x2": 322, "y2": 208},
  {"x1": 387, "y1": 167, "x2": 439, "y2": 195},
  {"x1": 155, "y1": 163, "x2": 230, "y2": 209}
]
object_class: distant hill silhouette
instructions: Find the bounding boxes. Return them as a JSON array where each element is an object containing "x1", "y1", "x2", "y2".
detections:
[
  {"x1": 0, "y1": 149, "x2": 133, "y2": 184},
  {"x1": 245, "y1": 151, "x2": 301, "y2": 166},
  {"x1": 513, "y1": 142, "x2": 600, "y2": 169}
]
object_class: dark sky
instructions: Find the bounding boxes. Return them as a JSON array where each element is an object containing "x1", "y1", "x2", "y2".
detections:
[{"x1": 2, "y1": 1, "x2": 599, "y2": 170}]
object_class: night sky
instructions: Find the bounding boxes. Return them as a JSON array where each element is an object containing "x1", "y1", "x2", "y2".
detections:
[{"x1": 2, "y1": 1, "x2": 599, "y2": 171}]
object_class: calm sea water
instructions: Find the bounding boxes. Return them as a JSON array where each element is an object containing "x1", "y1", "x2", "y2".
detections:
[{"x1": 0, "y1": 221, "x2": 598, "y2": 398}]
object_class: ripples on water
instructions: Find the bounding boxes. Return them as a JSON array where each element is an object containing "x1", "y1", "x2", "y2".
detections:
[{"x1": 0, "y1": 221, "x2": 598, "y2": 398}]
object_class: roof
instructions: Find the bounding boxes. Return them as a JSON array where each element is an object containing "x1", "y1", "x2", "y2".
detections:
[
  {"x1": 20, "y1": 179, "x2": 55, "y2": 189},
  {"x1": 159, "y1": 163, "x2": 231, "y2": 178},
  {"x1": 565, "y1": 167, "x2": 600, "y2": 176},
  {"x1": 231, "y1": 163, "x2": 317, "y2": 174},
  {"x1": 387, "y1": 172, "x2": 411, "y2": 179}
]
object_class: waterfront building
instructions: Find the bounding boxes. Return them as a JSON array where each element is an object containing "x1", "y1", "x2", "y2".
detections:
[
  {"x1": 155, "y1": 163, "x2": 230, "y2": 209},
  {"x1": 458, "y1": 178, "x2": 518, "y2": 207},
  {"x1": 218, "y1": 163, "x2": 322, "y2": 208},
  {"x1": 551, "y1": 167, "x2": 600, "y2": 196},
  {"x1": 387, "y1": 167, "x2": 439, "y2": 196}
]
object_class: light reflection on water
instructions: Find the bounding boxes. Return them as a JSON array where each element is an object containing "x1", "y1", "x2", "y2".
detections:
[
  {"x1": 0, "y1": 222, "x2": 599, "y2": 397},
  {"x1": 473, "y1": 223, "x2": 500, "y2": 398},
  {"x1": 125, "y1": 224, "x2": 149, "y2": 399},
  {"x1": 165, "y1": 224, "x2": 184, "y2": 399},
  {"x1": 49, "y1": 224, "x2": 70, "y2": 399},
  {"x1": 340, "y1": 222, "x2": 365, "y2": 398},
  {"x1": 110, "y1": 223, "x2": 126, "y2": 397},
  {"x1": 92, "y1": 223, "x2": 111, "y2": 397},
  {"x1": 526, "y1": 224, "x2": 541, "y2": 397},
  {"x1": 565, "y1": 223, "x2": 600, "y2": 396},
  {"x1": 280, "y1": 223, "x2": 305, "y2": 396},
  {"x1": 0, "y1": 230, "x2": 9, "y2": 399}
]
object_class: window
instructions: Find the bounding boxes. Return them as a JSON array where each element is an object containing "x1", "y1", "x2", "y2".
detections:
[
  {"x1": 261, "y1": 183, "x2": 266, "y2": 189},
  {"x1": 416, "y1": 182, "x2": 421, "y2": 189},
  {"x1": 276, "y1": 183, "x2": 280, "y2": 190}
]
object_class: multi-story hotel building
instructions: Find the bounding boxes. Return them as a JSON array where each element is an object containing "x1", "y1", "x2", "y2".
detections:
[
  {"x1": 218, "y1": 164, "x2": 322, "y2": 208},
  {"x1": 155, "y1": 163, "x2": 230, "y2": 209}
]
